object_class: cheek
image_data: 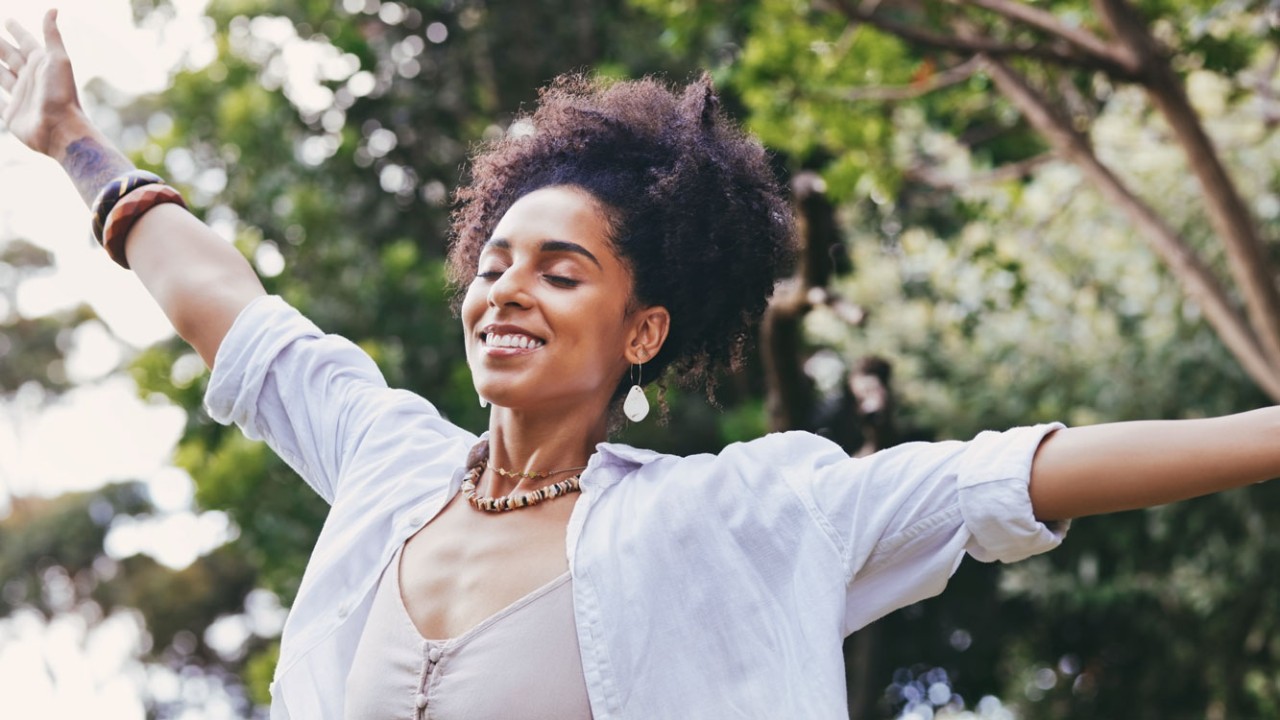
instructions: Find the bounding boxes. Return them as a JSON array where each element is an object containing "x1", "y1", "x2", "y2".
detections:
[
  {"x1": 459, "y1": 283, "x2": 486, "y2": 354},
  {"x1": 460, "y1": 281, "x2": 485, "y2": 324}
]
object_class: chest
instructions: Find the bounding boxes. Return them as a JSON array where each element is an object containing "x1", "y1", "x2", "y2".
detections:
[{"x1": 398, "y1": 494, "x2": 578, "y2": 639}]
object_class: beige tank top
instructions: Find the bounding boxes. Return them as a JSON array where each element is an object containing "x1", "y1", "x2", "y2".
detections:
[{"x1": 344, "y1": 547, "x2": 593, "y2": 719}]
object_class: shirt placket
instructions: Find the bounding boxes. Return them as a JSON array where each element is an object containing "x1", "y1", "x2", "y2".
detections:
[{"x1": 414, "y1": 642, "x2": 445, "y2": 719}]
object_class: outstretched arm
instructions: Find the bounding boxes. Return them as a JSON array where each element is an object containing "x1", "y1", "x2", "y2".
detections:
[
  {"x1": 0, "y1": 10, "x2": 264, "y2": 366},
  {"x1": 1029, "y1": 407, "x2": 1280, "y2": 521}
]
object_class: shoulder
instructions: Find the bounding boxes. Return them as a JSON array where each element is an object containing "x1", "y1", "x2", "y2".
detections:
[
  {"x1": 719, "y1": 430, "x2": 849, "y2": 468},
  {"x1": 592, "y1": 431, "x2": 850, "y2": 500},
  {"x1": 598, "y1": 430, "x2": 848, "y2": 471}
]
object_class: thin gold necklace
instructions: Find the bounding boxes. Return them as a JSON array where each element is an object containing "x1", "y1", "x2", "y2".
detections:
[
  {"x1": 460, "y1": 440, "x2": 588, "y2": 512},
  {"x1": 489, "y1": 462, "x2": 588, "y2": 480},
  {"x1": 461, "y1": 460, "x2": 584, "y2": 512}
]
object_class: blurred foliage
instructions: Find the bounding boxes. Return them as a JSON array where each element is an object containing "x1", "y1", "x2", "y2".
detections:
[
  {"x1": 0, "y1": 240, "x2": 90, "y2": 394},
  {"x1": 0, "y1": 482, "x2": 260, "y2": 675},
  {"x1": 5, "y1": 0, "x2": 1280, "y2": 717},
  {"x1": 0, "y1": 484, "x2": 152, "y2": 617},
  {"x1": 632, "y1": 0, "x2": 1280, "y2": 717}
]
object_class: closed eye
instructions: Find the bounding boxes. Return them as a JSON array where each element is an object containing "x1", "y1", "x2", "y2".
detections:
[{"x1": 545, "y1": 275, "x2": 581, "y2": 288}]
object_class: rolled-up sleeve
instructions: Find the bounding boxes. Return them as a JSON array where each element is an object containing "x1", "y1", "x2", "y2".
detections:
[
  {"x1": 204, "y1": 295, "x2": 429, "y2": 504},
  {"x1": 770, "y1": 424, "x2": 1067, "y2": 634},
  {"x1": 954, "y1": 425, "x2": 1069, "y2": 563}
]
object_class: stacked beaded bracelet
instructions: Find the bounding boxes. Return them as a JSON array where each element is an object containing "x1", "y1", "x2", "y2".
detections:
[
  {"x1": 89, "y1": 170, "x2": 188, "y2": 269},
  {"x1": 90, "y1": 170, "x2": 162, "y2": 242}
]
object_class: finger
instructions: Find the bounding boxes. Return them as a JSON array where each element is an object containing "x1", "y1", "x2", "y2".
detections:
[
  {"x1": 4, "y1": 19, "x2": 40, "y2": 55},
  {"x1": 42, "y1": 9, "x2": 64, "y2": 54},
  {"x1": 0, "y1": 36, "x2": 24, "y2": 73},
  {"x1": 0, "y1": 65, "x2": 14, "y2": 93},
  {"x1": 0, "y1": 95, "x2": 8, "y2": 118}
]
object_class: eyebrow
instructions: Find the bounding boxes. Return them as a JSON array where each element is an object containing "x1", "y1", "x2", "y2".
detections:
[{"x1": 483, "y1": 238, "x2": 603, "y2": 269}]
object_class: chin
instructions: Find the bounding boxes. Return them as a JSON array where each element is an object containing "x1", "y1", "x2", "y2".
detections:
[{"x1": 473, "y1": 385, "x2": 520, "y2": 410}]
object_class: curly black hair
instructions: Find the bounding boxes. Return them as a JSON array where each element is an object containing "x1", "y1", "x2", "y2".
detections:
[{"x1": 448, "y1": 73, "x2": 795, "y2": 402}]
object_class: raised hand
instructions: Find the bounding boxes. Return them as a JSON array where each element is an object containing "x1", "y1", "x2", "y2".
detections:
[
  {"x1": 0, "y1": 9, "x2": 262, "y2": 367},
  {"x1": 0, "y1": 9, "x2": 83, "y2": 158},
  {"x1": 0, "y1": 10, "x2": 135, "y2": 207}
]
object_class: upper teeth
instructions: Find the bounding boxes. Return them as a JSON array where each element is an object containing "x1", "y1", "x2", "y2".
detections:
[{"x1": 485, "y1": 333, "x2": 544, "y2": 349}]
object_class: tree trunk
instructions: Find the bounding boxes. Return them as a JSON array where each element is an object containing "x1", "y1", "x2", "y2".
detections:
[{"x1": 762, "y1": 173, "x2": 900, "y2": 718}]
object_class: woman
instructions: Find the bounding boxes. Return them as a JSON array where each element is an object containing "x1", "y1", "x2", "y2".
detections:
[{"x1": 2, "y1": 10, "x2": 1277, "y2": 719}]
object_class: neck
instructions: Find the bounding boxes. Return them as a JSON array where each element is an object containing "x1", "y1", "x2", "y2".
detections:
[{"x1": 482, "y1": 404, "x2": 608, "y2": 495}]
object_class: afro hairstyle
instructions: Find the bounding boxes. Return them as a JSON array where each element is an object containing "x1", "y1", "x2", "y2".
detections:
[{"x1": 448, "y1": 72, "x2": 795, "y2": 404}]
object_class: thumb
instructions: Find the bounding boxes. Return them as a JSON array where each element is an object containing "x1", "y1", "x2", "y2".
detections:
[{"x1": 43, "y1": 9, "x2": 64, "y2": 52}]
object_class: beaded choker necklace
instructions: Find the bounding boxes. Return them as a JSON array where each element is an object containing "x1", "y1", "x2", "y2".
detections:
[{"x1": 460, "y1": 442, "x2": 587, "y2": 512}]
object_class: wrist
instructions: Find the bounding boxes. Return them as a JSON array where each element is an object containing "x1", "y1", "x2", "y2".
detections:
[
  {"x1": 46, "y1": 110, "x2": 101, "y2": 163},
  {"x1": 53, "y1": 123, "x2": 138, "y2": 208}
]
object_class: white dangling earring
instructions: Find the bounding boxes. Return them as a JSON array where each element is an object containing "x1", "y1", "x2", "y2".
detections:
[
  {"x1": 623, "y1": 355, "x2": 650, "y2": 422},
  {"x1": 479, "y1": 395, "x2": 489, "y2": 409}
]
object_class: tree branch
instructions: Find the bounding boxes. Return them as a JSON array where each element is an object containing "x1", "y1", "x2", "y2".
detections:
[
  {"x1": 981, "y1": 54, "x2": 1280, "y2": 400},
  {"x1": 905, "y1": 152, "x2": 1054, "y2": 190},
  {"x1": 1094, "y1": 0, "x2": 1280, "y2": 370},
  {"x1": 841, "y1": 56, "x2": 981, "y2": 102},
  {"x1": 953, "y1": 0, "x2": 1137, "y2": 74},
  {"x1": 824, "y1": 0, "x2": 1140, "y2": 79}
]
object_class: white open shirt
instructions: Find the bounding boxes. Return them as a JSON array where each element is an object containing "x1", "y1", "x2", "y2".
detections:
[{"x1": 205, "y1": 295, "x2": 1067, "y2": 719}]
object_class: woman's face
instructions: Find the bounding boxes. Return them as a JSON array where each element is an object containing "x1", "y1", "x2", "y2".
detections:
[{"x1": 461, "y1": 185, "x2": 657, "y2": 413}]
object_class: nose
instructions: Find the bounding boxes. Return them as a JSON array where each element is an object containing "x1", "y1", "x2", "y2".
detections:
[{"x1": 487, "y1": 266, "x2": 533, "y2": 309}]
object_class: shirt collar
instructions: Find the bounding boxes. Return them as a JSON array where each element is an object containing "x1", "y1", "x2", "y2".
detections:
[
  {"x1": 594, "y1": 441, "x2": 662, "y2": 465},
  {"x1": 469, "y1": 432, "x2": 663, "y2": 486},
  {"x1": 582, "y1": 441, "x2": 664, "y2": 488}
]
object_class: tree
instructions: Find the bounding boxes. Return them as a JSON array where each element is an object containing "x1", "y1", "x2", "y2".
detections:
[
  {"x1": 9, "y1": 0, "x2": 1280, "y2": 716},
  {"x1": 826, "y1": 0, "x2": 1280, "y2": 403},
  {"x1": 634, "y1": 0, "x2": 1280, "y2": 716}
]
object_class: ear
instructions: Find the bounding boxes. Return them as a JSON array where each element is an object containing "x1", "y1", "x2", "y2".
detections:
[{"x1": 624, "y1": 305, "x2": 670, "y2": 365}]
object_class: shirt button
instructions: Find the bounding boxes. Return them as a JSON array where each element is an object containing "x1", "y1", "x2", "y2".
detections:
[
  {"x1": 427, "y1": 647, "x2": 441, "y2": 662},
  {"x1": 416, "y1": 692, "x2": 428, "y2": 708},
  {"x1": 337, "y1": 601, "x2": 351, "y2": 619}
]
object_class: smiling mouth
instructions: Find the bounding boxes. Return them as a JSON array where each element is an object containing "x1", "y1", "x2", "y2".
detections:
[{"x1": 481, "y1": 332, "x2": 546, "y2": 350}]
